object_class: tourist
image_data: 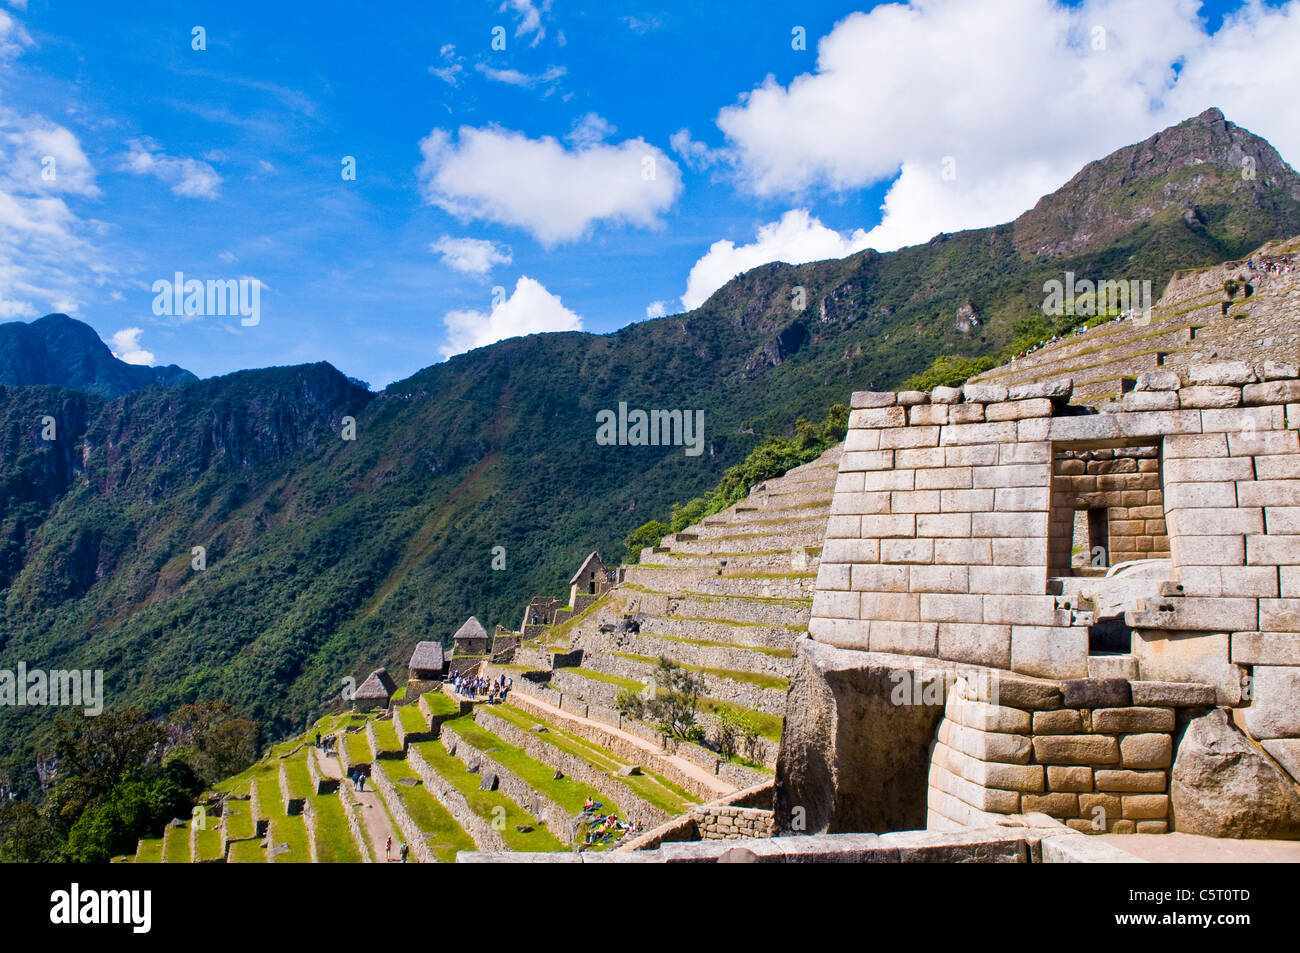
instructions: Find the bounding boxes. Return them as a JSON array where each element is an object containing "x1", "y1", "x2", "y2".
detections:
[
  {"x1": 400, "y1": 842, "x2": 409, "y2": 863},
  {"x1": 358, "y1": 771, "x2": 366, "y2": 792},
  {"x1": 386, "y1": 835, "x2": 392, "y2": 860},
  {"x1": 315, "y1": 732, "x2": 321, "y2": 748}
]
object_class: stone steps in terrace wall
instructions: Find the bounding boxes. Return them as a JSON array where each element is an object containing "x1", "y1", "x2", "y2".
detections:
[
  {"x1": 627, "y1": 615, "x2": 797, "y2": 652},
  {"x1": 686, "y1": 512, "x2": 830, "y2": 542},
  {"x1": 542, "y1": 669, "x2": 779, "y2": 774},
  {"x1": 658, "y1": 549, "x2": 822, "y2": 572},
  {"x1": 664, "y1": 524, "x2": 828, "y2": 554},
  {"x1": 587, "y1": 629, "x2": 791, "y2": 678},
  {"x1": 503, "y1": 686, "x2": 740, "y2": 799},
  {"x1": 615, "y1": 588, "x2": 812, "y2": 628},
  {"x1": 473, "y1": 706, "x2": 676, "y2": 832},
  {"x1": 581, "y1": 651, "x2": 787, "y2": 715},
  {"x1": 621, "y1": 564, "x2": 816, "y2": 599}
]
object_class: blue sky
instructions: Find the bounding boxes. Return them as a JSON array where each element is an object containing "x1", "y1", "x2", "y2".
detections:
[{"x1": 1, "y1": 0, "x2": 1296, "y2": 388}]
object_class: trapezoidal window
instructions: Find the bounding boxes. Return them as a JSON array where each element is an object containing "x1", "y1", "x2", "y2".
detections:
[{"x1": 1049, "y1": 440, "x2": 1169, "y2": 577}]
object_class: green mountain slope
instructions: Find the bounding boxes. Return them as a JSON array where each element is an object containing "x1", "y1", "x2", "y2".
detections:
[{"x1": 2, "y1": 108, "x2": 1299, "y2": 796}]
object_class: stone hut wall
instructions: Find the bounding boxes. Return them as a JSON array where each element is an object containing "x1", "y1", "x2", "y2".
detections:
[{"x1": 804, "y1": 363, "x2": 1300, "y2": 832}]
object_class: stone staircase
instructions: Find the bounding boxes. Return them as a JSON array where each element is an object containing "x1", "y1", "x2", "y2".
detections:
[{"x1": 971, "y1": 237, "x2": 1300, "y2": 404}]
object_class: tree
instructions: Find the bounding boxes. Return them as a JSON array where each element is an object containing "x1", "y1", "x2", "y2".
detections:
[{"x1": 644, "y1": 659, "x2": 705, "y2": 740}]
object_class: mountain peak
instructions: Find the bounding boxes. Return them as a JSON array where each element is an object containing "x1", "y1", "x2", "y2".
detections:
[
  {"x1": 0, "y1": 313, "x2": 196, "y2": 398},
  {"x1": 1013, "y1": 110, "x2": 1300, "y2": 259}
]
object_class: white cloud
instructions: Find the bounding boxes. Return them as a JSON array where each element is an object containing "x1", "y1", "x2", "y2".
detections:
[
  {"x1": 0, "y1": 17, "x2": 106, "y2": 319},
  {"x1": 0, "y1": 8, "x2": 31, "y2": 61},
  {"x1": 474, "y1": 63, "x2": 565, "y2": 88},
  {"x1": 120, "y1": 138, "x2": 222, "y2": 198},
  {"x1": 711, "y1": 0, "x2": 1300, "y2": 252},
  {"x1": 109, "y1": 327, "x2": 154, "y2": 365},
  {"x1": 669, "y1": 128, "x2": 725, "y2": 172},
  {"x1": 499, "y1": 0, "x2": 550, "y2": 47},
  {"x1": 418, "y1": 123, "x2": 683, "y2": 247},
  {"x1": 441, "y1": 275, "x2": 581, "y2": 357},
  {"x1": 430, "y1": 235, "x2": 513, "y2": 276},
  {"x1": 682, "y1": 209, "x2": 872, "y2": 311},
  {"x1": 645, "y1": 300, "x2": 668, "y2": 319},
  {"x1": 567, "y1": 112, "x2": 615, "y2": 148}
]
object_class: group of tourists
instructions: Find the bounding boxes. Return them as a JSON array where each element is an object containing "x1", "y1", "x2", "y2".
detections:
[
  {"x1": 580, "y1": 798, "x2": 639, "y2": 846},
  {"x1": 452, "y1": 672, "x2": 512, "y2": 702},
  {"x1": 314, "y1": 732, "x2": 336, "y2": 753},
  {"x1": 1245, "y1": 257, "x2": 1295, "y2": 281},
  {"x1": 349, "y1": 767, "x2": 369, "y2": 792}
]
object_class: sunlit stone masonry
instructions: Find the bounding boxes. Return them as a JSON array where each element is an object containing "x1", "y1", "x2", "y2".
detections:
[{"x1": 777, "y1": 364, "x2": 1300, "y2": 841}]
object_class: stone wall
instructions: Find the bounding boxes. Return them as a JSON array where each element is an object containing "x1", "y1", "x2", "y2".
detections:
[
  {"x1": 693, "y1": 805, "x2": 775, "y2": 839},
  {"x1": 792, "y1": 364, "x2": 1300, "y2": 836},
  {"x1": 370, "y1": 763, "x2": 438, "y2": 863}
]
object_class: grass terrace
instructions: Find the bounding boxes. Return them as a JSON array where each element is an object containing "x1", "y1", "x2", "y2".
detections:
[
  {"x1": 134, "y1": 837, "x2": 163, "y2": 863},
  {"x1": 161, "y1": 823, "x2": 190, "y2": 863},
  {"x1": 380, "y1": 760, "x2": 476, "y2": 863},
  {"x1": 307, "y1": 794, "x2": 363, "y2": 863},
  {"x1": 397, "y1": 704, "x2": 429, "y2": 735},
  {"x1": 444, "y1": 715, "x2": 616, "y2": 818},
  {"x1": 228, "y1": 839, "x2": 267, "y2": 863},
  {"x1": 408, "y1": 740, "x2": 567, "y2": 852},
  {"x1": 342, "y1": 730, "x2": 371, "y2": 767},
  {"x1": 192, "y1": 824, "x2": 224, "y2": 862},
  {"x1": 370, "y1": 719, "x2": 403, "y2": 757},
  {"x1": 491, "y1": 704, "x2": 697, "y2": 815}
]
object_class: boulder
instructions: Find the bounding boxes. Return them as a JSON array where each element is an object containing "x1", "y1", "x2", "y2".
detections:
[
  {"x1": 1170, "y1": 708, "x2": 1300, "y2": 839},
  {"x1": 478, "y1": 771, "x2": 498, "y2": 791},
  {"x1": 774, "y1": 640, "x2": 948, "y2": 834}
]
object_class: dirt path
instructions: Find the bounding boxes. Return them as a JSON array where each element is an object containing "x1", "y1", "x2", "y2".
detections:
[
  {"x1": 511, "y1": 690, "x2": 734, "y2": 798},
  {"x1": 315, "y1": 746, "x2": 402, "y2": 863}
]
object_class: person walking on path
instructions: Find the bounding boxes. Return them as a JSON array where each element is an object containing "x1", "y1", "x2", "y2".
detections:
[
  {"x1": 385, "y1": 836, "x2": 392, "y2": 860},
  {"x1": 400, "y1": 842, "x2": 409, "y2": 863}
]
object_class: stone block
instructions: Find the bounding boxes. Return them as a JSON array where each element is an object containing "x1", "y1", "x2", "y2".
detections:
[
  {"x1": 934, "y1": 537, "x2": 992, "y2": 565},
  {"x1": 1258, "y1": 598, "x2": 1300, "y2": 631},
  {"x1": 821, "y1": 538, "x2": 879, "y2": 562},
  {"x1": 1121, "y1": 391, "x2": 1179, "y2": 411},
  {"x1": 1033, "y1": 709, "x2": 1083, "y2": 734},
  {"x1": 1229, "y1": 429, "x2": 1299, "y2": 457},
  {"x1": 895, "y1": 446, "x2": 947, "y2": 469},
  {"x1": 1047, "y1": 766, "x2": 1093, "y2": 792},
  {"x1": 1177, "y1": 385, "x2": 1240, "y2": 409},
  {"x1": 1248, "y1": 534, "x2": 1300, "y2": 564},
  {"x1": 830, "y1": 490, "x2": 892, "y2": 516},
  {"x1": 1131, "y1": 630, "x2": 1239, "y2": 705},
  {"x1": 897, "y1": 390, "x2": 929, "y2": 406},
  {"x1": 937, "y1": 622, "x2": 1011, "y2": 668},
  {"x1": 864, "y1": 469, "x2": 915, "y2": 492},
  {"x1": 1232, "y1": 632, "x2": 1300, "y2": 665},
  {"x1": 1188, "y1": 361, "x2": 1255, "y2": 386},
  {"x1": 972, "y1": 511, "x2": 1048, "y2": 538},
  {"x1": 811, "y1": 589, "x2": 859, "y2": 619},
  {"x1": 1201, "y1": 405, "x2": 1283, "y2": 435},
  {"x1": 970, "y1": 565, "x2": 1046, "y2": 595},
  {"x1": 917, "y1": 512, "x2": 971, "y2": 537},
  {"x1": 950, "y1": 403, "x2": 985, "y2": 424},
  {"x1": 1260, "y1": 739, "x2": 1300, "y2": 780},
  {"x1": 1163, "y1": 433, "x2": 1227, "y2": 458},
  {"x1": 982, "y1": 594, "x2": 1057, "y2": 626},
  {"x1": 1090, "y1": 707, "x2": 1175, "y2": 733},
  {"x1": 859, "y1": 513, "x2": 916, "y2": 538},
  {"x1": 1243, "y1": 380, "x2": 1300, "y2": 405},
  {"x1": 859, "y1": 591, "x2": 920, "y2": 622},
  {"x1": 1079, "y1": 793, "x2": 1122, "y2": 824},
  {"x1": 851, "y1": 564, "x2": 909, "y2": 592},
  {"x1": 963, "y1": 383, "x2": 1008, "y2": 403},
  {"x1": 881, "y1": 537, "x2": 934, "y2": 564},
  {"x1": 1126, "y1": 597, "x2": 1257, "y2": 632},
  {"x1": 1255, "y1": 456, "x2": 1300, "y2": 480},
  {"x1": 992, "y1": 485, "x2": 1051, "y2": 511},
  {"x1": 1162, "y1": 481, "x2": 1237, "y2": 510},
  {"x1": 1093, "y1": 769, "x2": 1166, "y2": 793},
  {"x1": 1011, "y1": 625, "x2": 1088, "y2": 679},
  {"x1": 941, "y1": 421, "x2": 1019, "y2": 446},
  {"x1": 1032, "y1": 734, "x2": 1120, "y2": 765},
  {"x1": 851, "y1": 391, "x2": 897, "y2": 408},
  {"x1": 915, "y1": 467, "x2": 972, "y2": 490},
  {"x1": 1020, "y1": 793, "x2": 1079, "y2": 818},
  {"x1": 1058, "y1": 678, "x2": 1131, "y2": 708},
  {"x1": 1120, "y1": 734, "x2": 1172, "y2": 769},
  {"x1": 992, "y1": 537, "x2": 1046, "y2": 566},
  {"x1": 1121, "y1": 794, "x2": 1169, "y2": 819},
  {"x1": 1163, "y1": 456, "x2": 1253, "y2": 483},
  {"x1": 972, "y1": 463, "x2": 1052, "y2": 488},
  {"x1": 1170, "y1": 534, "x2": 1245, "y2": 567},
  {"x1": 945, "y1": 444, "x2": 998, "y2": 466},
  {"x1": 986, "y1": 398, "x2": 1054, "y2": 421},
  {"x1": 920, "y1": 593, "x2": 982, "y2": 622},
  {"x1": 890, "y1": 490, "x2": 941, "y2": 513},
  {"x1": 880, "y1": 426, "x2": 941, "y2": 450},
  {"x1": 1218, "y1": 566, "x2": 1280, "y2": 598},
  {"x1": 1135, "y1": 370, "x2": 1181, "y2": 391},
  {"x1": 868, "y1": 620, "x2": 938, "y2": 656},
  {"x1": 1129, "y1": 680, "x2": 1216, "y2": 707},
  {"x1": 1009, "y1": 379, "x2": 1072, "y2": 400},
  {"x1": 930, "y1": 386, "x2": 963, "y2": 403},
  {"x1": 840, "y1": 450, "x2": 894, "y2": 472},
  {"x1": 1241, "y1": 665, "x2": 1300, "y2": 738},
  {"x1": 909, "y1": 564, "x2": 970, "y2": 593},
  {"x1": 940, "y1": 488, "x2": 995, "y2": 512}
]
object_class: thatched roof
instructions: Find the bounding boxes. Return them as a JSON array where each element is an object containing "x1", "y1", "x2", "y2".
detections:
[
  {"x1": 409, "y1": 641, "x2": 445, "y2": 671},
  {"x1": 569, "y1": 551, "x2": 606, "y2": 586},
  {"x1": 453, "y1": 616, "x2": 488, "y2": 642},
  {"x1": 354, "y1": 667, "x2": 397, "y2": 700}
]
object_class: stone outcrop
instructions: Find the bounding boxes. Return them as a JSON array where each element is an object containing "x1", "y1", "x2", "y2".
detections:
[{"x1": 1170, "y1": 708, "x2": 1300, "y2": 839}]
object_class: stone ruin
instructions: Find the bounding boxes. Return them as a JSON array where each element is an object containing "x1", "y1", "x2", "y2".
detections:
[{"x1": 778, "y1": 362, "x2": 1300, "y2": 841}]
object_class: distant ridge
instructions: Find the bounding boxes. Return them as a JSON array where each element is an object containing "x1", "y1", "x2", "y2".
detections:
[{"x1": 0, "y1": 313, "x2": 196, "y2": 397}]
